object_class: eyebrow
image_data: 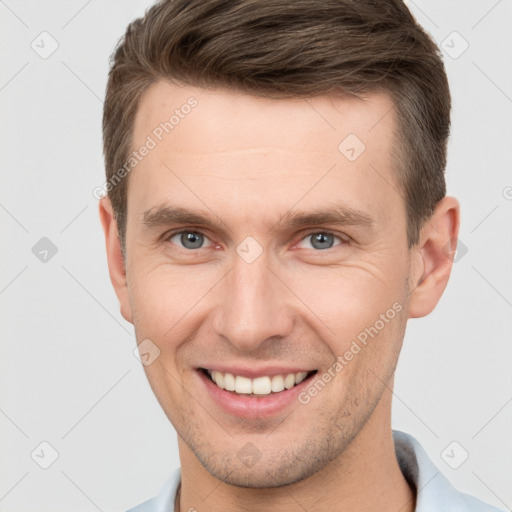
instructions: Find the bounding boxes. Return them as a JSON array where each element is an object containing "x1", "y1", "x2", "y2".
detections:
[{"x1": 141, "y1": 204, "x2": 375, "y2": 232}]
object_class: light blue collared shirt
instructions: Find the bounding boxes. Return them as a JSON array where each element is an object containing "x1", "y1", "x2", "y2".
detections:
[{"x1": 127, "y1": 430, "x2": 505, "y2": 512}]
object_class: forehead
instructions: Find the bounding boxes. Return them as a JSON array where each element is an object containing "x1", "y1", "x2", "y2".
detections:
[
  {"x1": 133, "y1": 80, "x2": 396, "y2": 158},
  {"x1": 128, "y1": 80, "x2": 401, "y2": 230}
]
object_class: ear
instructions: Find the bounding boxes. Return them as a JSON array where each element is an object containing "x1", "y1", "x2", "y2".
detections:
[
  {"x1": 408, "y1": 196, "x2": 460, "y2": 318},
  {"x1": 98, "y1": 197, "x2": 133, "y2": 324}
]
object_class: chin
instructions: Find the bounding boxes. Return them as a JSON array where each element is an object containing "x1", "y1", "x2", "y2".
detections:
[
  {"x1": 203, "y1": 460, "x2": 315, "y2": 489},
  {"x1": 189, "y1": 437, "x2": 341, "y2": 490}
]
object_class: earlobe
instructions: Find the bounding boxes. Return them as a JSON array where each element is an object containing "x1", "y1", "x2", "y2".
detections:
[
  {"x1": 408, "y1": 196, "x2": 460, "y2": 318},
  {"x1": 98, "y1": 197, "x2": 133, "y2": 324}
]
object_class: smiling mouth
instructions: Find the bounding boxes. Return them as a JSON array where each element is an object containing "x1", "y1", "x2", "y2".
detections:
[{"x1": 200, "y1": 368, "x2": 317, "y2": 397}]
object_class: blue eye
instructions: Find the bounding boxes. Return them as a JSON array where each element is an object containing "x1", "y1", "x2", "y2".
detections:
[
  {"x1": 166, "y1": 230, "x2": 345, "y2": 252},
  {"x1": 297, "y1": 232, "x2": 343, "y2": 250},
  {"x1": 168, "y1": 231, "x2": 213, "y2": 250}
]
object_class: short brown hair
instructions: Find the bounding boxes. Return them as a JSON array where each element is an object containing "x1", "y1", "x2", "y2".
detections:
[{"x1": 103, "y1": 0, "x2": 450, "y2": 250}]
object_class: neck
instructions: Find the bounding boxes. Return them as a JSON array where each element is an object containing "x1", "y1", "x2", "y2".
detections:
[{"x1": 176, "y1": 390, "x2": 415, "y2": 512}]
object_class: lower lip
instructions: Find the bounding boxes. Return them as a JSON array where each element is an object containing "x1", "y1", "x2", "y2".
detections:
[{"x1": 197, "y1": 370, "x2": 315, "y2": 419}]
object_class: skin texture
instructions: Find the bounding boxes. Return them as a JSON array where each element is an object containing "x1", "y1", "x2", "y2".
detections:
[{"x1": 100, "y1": 80, "x2": 460, "y2": 512}]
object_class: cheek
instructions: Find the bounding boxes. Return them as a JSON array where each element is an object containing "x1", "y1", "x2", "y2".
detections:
[
  {"x1": 128, "y1": 260, "x2": 221, "y2": 338},
  {"x1": 280, "y1": 259, "x2": 407, "y2": 344}
]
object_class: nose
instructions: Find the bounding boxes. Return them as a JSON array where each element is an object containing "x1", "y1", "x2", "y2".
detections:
[{"x1": 211, "y1": 250, "x2": 294, "y2": 352}]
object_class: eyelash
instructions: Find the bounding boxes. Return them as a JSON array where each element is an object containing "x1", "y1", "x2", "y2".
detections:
[{"x1": 163, "y1": 229, "x2": 348, "y2": 251}]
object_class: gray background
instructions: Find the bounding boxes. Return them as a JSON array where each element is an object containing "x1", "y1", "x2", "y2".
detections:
[{"x1": 1, "y1": 0, "x2": 511, "y2": 511}]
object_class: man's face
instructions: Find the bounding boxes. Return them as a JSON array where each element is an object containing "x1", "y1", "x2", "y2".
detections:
[{"x1": 119, "y1": 81, "x2": 416, "y2": 486}]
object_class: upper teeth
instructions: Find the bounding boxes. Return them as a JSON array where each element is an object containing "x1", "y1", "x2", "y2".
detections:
[{"x1": 208, "y1": 370, "x2": 309, "y2": 395}]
